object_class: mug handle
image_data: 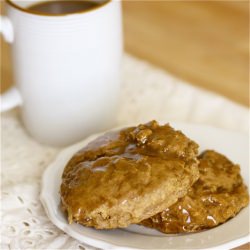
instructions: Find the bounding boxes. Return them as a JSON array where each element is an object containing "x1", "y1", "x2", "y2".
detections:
[
  {"x1": 0, "y1": 16, "x2": 14, "y2": 43},
  {"x1": 0, "y1": 15, "x2": 22, "y2": 112},
  {"x1": 1, "y1": 87, "x2": 22, "y2": 112}
]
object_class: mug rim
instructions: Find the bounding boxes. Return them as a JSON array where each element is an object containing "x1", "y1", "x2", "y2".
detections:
[{"x1": 6, "y1": 0, "x2": 111, "y2": 16}]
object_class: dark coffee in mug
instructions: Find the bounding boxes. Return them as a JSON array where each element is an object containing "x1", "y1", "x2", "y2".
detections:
[{"x1": 27, "y1": 0, "x2": 108, "y2": 15}]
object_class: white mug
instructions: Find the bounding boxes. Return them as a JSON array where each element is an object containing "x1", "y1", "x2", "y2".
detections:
[{"x1": 0, "y1": 0, "x2": 123, "y2": 146}]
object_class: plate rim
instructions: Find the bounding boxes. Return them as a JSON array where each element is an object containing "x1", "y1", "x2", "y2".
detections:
[{"x1": 40, "y1": 121, "x2": 250, "y2": 250}]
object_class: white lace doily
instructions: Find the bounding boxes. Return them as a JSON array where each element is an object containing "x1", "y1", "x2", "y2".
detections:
[{"x1": 1, "y1": 54, "x2": 248, "y2": 250}]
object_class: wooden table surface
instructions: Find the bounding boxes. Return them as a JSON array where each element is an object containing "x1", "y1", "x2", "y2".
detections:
[
  {"x1": 123, "y1": 1, "x2": 249, "y2": 107},
  {"x1": 1, "y1": 1, "x2": 249, "y2": 106},
  {"x1": 0, "y1": 1, "x2": 249, "y2": 249}
]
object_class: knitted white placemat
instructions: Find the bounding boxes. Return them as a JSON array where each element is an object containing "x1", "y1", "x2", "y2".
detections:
[{"x1": 1, "y1": 54, "x2": 248, "y2": 250}]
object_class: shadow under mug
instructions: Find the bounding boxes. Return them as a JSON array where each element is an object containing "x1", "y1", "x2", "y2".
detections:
[{"x1": 0, "y1": 0, "x2": 123, "y2": 147}]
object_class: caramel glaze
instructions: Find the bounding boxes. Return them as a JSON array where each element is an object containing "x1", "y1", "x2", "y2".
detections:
[
  {"x1": 60, "y1": 121, "x2": 199, "y2": 229},
  {"x1": 141, "y1": 150, "x2": 249, "y2": 233}
]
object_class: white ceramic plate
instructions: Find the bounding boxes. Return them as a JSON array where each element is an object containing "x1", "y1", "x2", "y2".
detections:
[{"x1": 40, "y1": 122, "x2": 250, "y2": 250}]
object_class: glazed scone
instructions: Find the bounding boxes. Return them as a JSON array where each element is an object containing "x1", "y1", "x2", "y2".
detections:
[
  {"x1": 60, "y1": 121, "x2": 199, "y2": 229},
  {"x1": 141, "y1": 150, "x2": 249, "y2": 233}
]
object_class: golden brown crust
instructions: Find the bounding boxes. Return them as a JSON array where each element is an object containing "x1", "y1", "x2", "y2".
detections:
[
  {"x1": 141, "y1": 150, "x2": 249, "y2": 233},
  {"x1": 60, "y1": 121, "x2": 199, "y2": 229}
]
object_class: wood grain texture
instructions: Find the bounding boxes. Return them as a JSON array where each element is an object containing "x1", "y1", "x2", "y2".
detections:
[
  {"x1": 1, "y1": 1, "x2": 249, "y2": 106},
  {"x1": 1, "y1": 1, "x2": 13, "y2": 93},
  {"x1": 123, "y1": 1, "x2": 249, "y2": 106}
]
